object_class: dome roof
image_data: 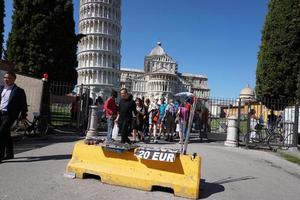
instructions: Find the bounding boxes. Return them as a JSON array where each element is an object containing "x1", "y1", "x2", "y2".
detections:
[
  {"x1": 239, "y1": 85, "x2": 255, "y2": 99},
  {"x1": 148, "y1": 42, "x2": 166, "y2": 56}
]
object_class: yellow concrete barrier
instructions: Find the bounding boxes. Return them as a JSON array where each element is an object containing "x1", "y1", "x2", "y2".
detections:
[{"x1": 66, "y1": 140, "x2": 201, "y2": 199}]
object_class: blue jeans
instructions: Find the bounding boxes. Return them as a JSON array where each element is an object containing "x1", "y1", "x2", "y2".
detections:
[{"x1": 107, "y1": 117, "x2": 114, "y2": 142}]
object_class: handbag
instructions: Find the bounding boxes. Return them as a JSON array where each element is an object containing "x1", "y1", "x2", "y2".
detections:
[{"x1": 112, "y1": 123, "x2": 119, "y2": 139}]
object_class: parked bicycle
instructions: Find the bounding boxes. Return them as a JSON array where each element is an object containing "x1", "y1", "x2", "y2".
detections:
[
  {"x1": 12, "y1": 112, "x2": 50, "y2": 137},
  {"x1": 276, "y1": 122, "x2": 296, "y2": 150},
  {"x1": 244, "y1": 124, "x2": 284, "y2": 151}
]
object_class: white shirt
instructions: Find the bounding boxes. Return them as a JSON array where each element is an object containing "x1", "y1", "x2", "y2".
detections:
[
  {"x1": 148, "y1": 102, "x2": 159, "y2": 112},
  {"x1": 0, "y1": 84, "x2": 14, "y2": 111}
]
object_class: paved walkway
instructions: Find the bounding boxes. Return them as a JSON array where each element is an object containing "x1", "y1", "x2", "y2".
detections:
[{"x1": 0, "y1": 134, "x2": 299, "y2": 200}]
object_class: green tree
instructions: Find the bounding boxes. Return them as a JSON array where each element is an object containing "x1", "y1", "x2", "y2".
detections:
[
  {"x1": 256, "y1": 0, "x2": 300, "y2": 100},
  {"x1": 7, "y1": 0, "x2": 77, "y2": 82},
  {"x1": 0, "y1": 0, "x2": 5, "y2": 58}
]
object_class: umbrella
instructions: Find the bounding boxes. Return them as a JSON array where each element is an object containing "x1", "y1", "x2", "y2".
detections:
[{"x1": 174, "y1": 92, "x2": 194, "y2": 98}]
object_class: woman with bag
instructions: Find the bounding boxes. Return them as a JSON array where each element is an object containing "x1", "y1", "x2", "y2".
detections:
[
  {"x1": 148, "y1": 98, "x2": 160, "y2": 143},
  {"x1": 132, "y1": 98, "x2": 145, "y2": 142}
]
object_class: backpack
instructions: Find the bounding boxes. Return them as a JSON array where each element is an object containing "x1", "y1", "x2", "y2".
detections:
[{"x1": 166, "y1": 104, "x2": 176, "y2": 119}]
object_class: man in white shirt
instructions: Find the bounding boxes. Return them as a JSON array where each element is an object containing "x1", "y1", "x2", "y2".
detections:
[{"x1": 0, "y1": 71, "x2": 27, "y2": 162}]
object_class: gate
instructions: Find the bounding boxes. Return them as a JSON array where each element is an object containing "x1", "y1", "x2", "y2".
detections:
[
  {"x1": 48, "y1": 82, "x2": 92, "y2": 131},
  {"x1": 196, "y1": 98, "x2": 241, "y2": 141}
]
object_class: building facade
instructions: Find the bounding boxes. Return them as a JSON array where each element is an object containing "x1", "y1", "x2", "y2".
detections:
[
  {"x1": 120, "y1": 42, "x2": 210, "y2": 100},
  {"x1": 76, "y1": 1, "x2": 209, "y2": 100},
  {"x1": 77, "y1": 0, "x2": 121, "y2": 99}
]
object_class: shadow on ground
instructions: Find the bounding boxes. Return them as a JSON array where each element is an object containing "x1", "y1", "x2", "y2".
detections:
[
  {"x1": 200, "y1": 176, "x2": 256, "y2": 199},
  {"x1": 200, "y1": 179, "x2": 225, "y2": 199},
  {"x1": 2, "y1": 154, "x2": 72, "y2": 163},
  {"x1": 13, "y1": 133, "x2": 84, "y2": 154}
]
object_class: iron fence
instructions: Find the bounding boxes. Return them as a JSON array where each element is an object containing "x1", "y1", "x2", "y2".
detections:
[
  {"x1": 41, "y1": 81, "x2": 300, "y2": 147},
  {"x1": 47, "y1": 82, "x2": 92, "y2": 131},
  {"x1": 197, "y1": 96, "x2": 299, "y2": 148}
]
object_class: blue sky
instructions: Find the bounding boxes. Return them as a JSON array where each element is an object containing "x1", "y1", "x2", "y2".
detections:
[{"x1": 4, "y1": 0, "x2": 269, "y2": 98}]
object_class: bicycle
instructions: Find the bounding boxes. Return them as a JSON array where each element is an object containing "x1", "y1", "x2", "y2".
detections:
[
  {"x1": 276, "y1": 123, "x2": 296, "y2": 150},
  {"x1": 12, "y1": 112, "x2": 50, "y2": 137},
  {"x1": 244, "y1": 124, "x2": 284, "y2": 151}
]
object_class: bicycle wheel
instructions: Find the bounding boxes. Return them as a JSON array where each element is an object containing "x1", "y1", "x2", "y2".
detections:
[
  {"x1": 12, "y1": 119, "x2": 31, "y2": 138},
  {"x1": 282, "y1": 133, "x2": 294, "y2": 150},
  {"x1": 38, "y1": 118, "x2": 49, "y2": 135},
  {"x1": 267, "y1": 133, "x2": 284, "y2": 151},
  {"x1": 24, "y1": 119, "x2": 36, "y2": 136}
]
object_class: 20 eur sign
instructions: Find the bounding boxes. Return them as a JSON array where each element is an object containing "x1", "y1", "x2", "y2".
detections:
[{"x1": 134, "y1": 147, "x2": 178, "y2": 162}]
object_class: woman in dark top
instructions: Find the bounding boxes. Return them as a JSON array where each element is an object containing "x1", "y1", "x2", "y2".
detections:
[
  {"x1": 115, "y1": 88, "x2": 137, "y2": 144},
  {"x1": 132, "y1": 98, "x2": 145, "y2": 142}
]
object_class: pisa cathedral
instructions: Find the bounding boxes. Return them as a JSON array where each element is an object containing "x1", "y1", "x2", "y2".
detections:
[{"x1": 77, "y1": 0, "x2": 209, "y2": 100}]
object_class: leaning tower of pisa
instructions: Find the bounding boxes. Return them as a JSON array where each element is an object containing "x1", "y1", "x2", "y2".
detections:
[{"x1": 77, "y1": 0, "x2": 121, "y2": 99}]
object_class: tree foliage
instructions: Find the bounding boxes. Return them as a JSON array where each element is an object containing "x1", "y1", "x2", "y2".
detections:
[
  {"x1": 7, "y1": 0, "x2": 77, "y2": 82},
  {"x1": 0, "y1": 0, "x2": 5, "y2": 58},
  {"x1": 256, "y1": 0, "x2": 300, "y2": 100}
]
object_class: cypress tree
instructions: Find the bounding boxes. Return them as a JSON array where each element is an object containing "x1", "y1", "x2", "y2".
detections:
[
  {"x1": 7, "y1": 0, "x2": 77, "y2": 82},
  {"x1": 256, "y1": 0, "x2": 300, "y2": 101},
  {"x1": 0, "y1": 0, "x2": 4, "y2": 58}
]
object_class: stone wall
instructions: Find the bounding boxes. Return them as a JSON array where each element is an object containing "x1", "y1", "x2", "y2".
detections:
[{"x1": 0, "y1": 70, "x2": 43, "y2": 121}]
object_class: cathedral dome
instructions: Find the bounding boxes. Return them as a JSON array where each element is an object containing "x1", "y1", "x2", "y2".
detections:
[
  {"x1": 148, "y1": 42, "x2": 166, "y2": 56},
  {"x1": 239, "y1": 85, "x2": 255, "y2": 99}
]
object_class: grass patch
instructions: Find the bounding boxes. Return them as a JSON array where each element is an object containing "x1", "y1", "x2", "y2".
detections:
[{"x1": 280, "y1": 152, "x2": 300, "y2": 165}]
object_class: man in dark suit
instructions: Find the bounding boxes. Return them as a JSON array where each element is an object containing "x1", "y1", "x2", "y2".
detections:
[{"x1": 0, "y1": 71, "x2": 28, "y2": 162}]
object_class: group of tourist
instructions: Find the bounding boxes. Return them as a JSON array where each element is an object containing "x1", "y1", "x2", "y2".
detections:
[{"x1": 102, "y1": 88, "x2": 194, "y2": 144}]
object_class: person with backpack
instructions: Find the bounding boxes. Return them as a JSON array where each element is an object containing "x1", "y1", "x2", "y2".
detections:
[
  {"x1": 164, "y1": 99, "x2": 177, "y2": 142},
  {"x1": 177, "y1": 102, "x2": 189, "y2": 144}
]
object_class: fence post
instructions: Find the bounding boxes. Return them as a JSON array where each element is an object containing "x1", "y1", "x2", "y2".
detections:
[
  {"x1": 293, "y1": 103, "x2": 299, "y2": 147},
  {"x1": 224, "y1": 116, "x2": 238, "y2": 147},
  {"x1": 40, "y1": 78, "x2": 50, "y2": 126},
  {"x1": 77, "y1": 84, "x2": 83, "y2": 131},
  {"x1": 245, "y1": 100, "x2": 252, "y2": 148},
  {"x1": 86, "y1": 105, "x2": 99, "y2": 139},
  {"x1": 237, "y1": 98, "x2": 242, "y2": 147}
]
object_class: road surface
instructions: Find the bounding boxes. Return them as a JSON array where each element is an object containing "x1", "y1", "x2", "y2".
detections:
[{"x1": 0, "y1": 134, "x2": 299, "y2": 200}]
